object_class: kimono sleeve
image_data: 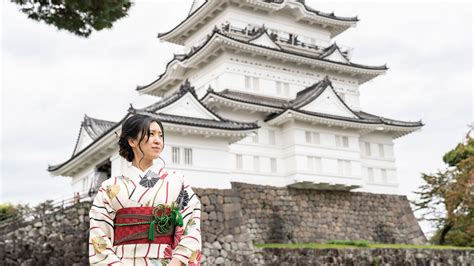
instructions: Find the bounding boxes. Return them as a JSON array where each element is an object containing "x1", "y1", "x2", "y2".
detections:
[
  {"x1": 89, "y1": 184, "x2": 123, "y2": 265},
  {"x1": 172, "y1": 175, "x2": 202, "y2": 265}
]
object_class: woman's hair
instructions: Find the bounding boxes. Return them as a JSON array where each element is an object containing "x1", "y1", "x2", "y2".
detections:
[{"x1": 118, "y1": 114, "x2": 165, "y2": 163}]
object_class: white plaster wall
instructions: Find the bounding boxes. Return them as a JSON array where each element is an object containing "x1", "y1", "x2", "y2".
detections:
[
  {"x1": 162, "y1": 132, "x2": 233, "y2": 189},
  {"x1": 358, "y1": 132, "x2": 398, "y2": 193},
  {"x1": 167, "y1": 52, "x2": 361, "y2": 109},
  {"x1": 205, "y1": 54, "x2": 360, "y2": 102}
]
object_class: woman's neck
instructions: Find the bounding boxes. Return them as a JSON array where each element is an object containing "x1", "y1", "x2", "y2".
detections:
[{"x1": 132, "y1": 158, "x2": 153, "y2": 172}]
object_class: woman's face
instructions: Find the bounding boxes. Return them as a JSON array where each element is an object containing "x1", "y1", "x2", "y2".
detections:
[{"x1": 129, "y1": 121, "x2": 164, "y2": 161}]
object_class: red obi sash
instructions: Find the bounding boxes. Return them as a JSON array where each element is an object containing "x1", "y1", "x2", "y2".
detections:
[{"x1": 113, "y1": 206, "x2": 174, "y2": 246}]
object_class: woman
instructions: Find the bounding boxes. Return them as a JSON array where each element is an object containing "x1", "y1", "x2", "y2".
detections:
[{"x1": 89, "y1": 114, "x2": 202, "y2": 265}]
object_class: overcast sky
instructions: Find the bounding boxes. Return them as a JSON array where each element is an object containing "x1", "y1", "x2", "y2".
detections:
[{"x1": 1, "y1": 0, "x2": 472, "y2": 236}]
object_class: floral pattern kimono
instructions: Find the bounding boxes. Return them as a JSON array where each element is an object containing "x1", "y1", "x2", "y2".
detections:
[{"x1": 89, "y1": 162, "x2": 201, "y2": 265}]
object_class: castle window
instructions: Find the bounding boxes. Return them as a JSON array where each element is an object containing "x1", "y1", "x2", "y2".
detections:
[
  {"x1": 283, "y1": 82, "x2": 289, "y2": 96},
  {"x1": 276, "y1": 81, "x2": 289, "y2": 95},
  {"x1": 307, "y1": 156, "x2": 322, "y2": 172},
  {"x1": 236, "y1": 154, "x2": 243, "y2": 170},
  {"x1": 337, "y1": 159, "x2": 351, "y2": 175},
  {"x1": 253, "y1": 156, "x2": 260, "y2": 172},
  {"x1": 379, "y1": 144, "x2": 385, "y2": 158},
  {"x1": 365, "y1": 142, "x2": 372, "y2": 156},
  {"x1": 268, "y1": 129, "x2": 276, "y2": 145},
  {"x1": 381, "y1": 169, "x2": 387, "y2": 182},
  {"x1": 172, "y1": 147, "x2": 180, "y2": 164},
  {"x1": 305, "y1": 131, "x2": 320, "y2": 145},
  {"x1": 184, "y1": 148, "x2": 193, "y2": 165},
  {"x1": 245, "y1": 75, "x2": 259, "y2": 91},
  {"x1": 270, "y1": 158, "x2": 277, "y2": 173},
  {"x1": 252, "y1": 132, "x2": 259, "y2": 143},
  {"x1": 368, "y1": 167, "x2": 374, "y2": 182},
  {"x1": 336, "y1": 135, "x2": 349, "y2": 148}
]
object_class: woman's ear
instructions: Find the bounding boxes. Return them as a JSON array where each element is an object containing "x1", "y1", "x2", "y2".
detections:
[{"x1": 128, "y1": 138, "x2": 137, "y2": 148}]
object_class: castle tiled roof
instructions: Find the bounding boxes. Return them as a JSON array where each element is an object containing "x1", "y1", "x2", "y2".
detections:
[
  {"x1": 202, "y1": 88, "x2": 288, "y2": 109},
  {"x1": 82, "y1": 115, "x2": 116, "y2": 140},
  {"x1": 138, "y1": 30, "x2": 387, "y2": 92},
  {"x1": 71, "y1": 115, "x2": 117, "y2": 157},
  {"x1": 131, "y1": 109, "x2": 259, "y2": 131},
  {"x1": 159, "y1": 0, "x2": 358, "y2": 40},
  {"x1": 134, "y1": 80, "x2": 258, "y2": 131},
  {"x1": 202, "y1": 77, "x2": 423, "y2": 128},
  {"x1": 262, "y1": 0, "x2": 358, "y2": 22},
  {"x1": 179, "y1": 30, "x2": 386, "y2": 70}
]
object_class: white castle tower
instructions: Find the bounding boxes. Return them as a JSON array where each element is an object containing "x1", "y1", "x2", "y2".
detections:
[{"x1": 49, "y1": 0, "x2": 423, "y2": 195}]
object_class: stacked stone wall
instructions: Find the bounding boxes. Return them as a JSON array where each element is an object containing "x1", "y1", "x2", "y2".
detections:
[
  {"x1": 0, "y1": 182, "x2": 444, "y2": 265},
  {"x1": 232, "y1": 182, "x2": 426, "y2": 245},
  {"x1": 0, "y1": 202, "x2": 90, "y2": 266}
]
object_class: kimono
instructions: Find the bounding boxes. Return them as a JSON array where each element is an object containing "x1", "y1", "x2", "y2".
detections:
[{"x1": 88, "y1": 161, "x2": 202, "y2": 265}]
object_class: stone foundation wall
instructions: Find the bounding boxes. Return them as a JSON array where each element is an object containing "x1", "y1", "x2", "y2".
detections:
[
  {"x1": 0, "y1": 202, "x2": 90, "y2": 266},
  {"x1": 0, "y1": 182, "x2": 432, "y2": 265},
  {"x1": 261, "y1": 248, "x2": 474, "y2": 265},
  {"x1": 193, "y1": 187, "x2": 264, "y2": 265},
  {"x1": 232, "y1": 182, "x2": 427, "y2": 245}
]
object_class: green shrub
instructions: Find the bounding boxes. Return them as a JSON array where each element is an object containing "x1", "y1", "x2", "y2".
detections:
[{"x1": 0, "y1": 203, "x2": 17, "y2": 221}]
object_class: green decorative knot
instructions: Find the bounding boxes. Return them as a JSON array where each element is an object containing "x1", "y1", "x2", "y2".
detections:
[{"x1": 115, "y1": 204, "x2": 183, "y2": 241}]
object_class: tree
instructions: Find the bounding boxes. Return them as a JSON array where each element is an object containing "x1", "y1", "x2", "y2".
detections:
[
  {"x1": 0, "y1": 203, "x2": 17, "y2": 221},
  {"x1": 414, "y1": 130, "x2": 474, "y2": 246},
  {"x1": 11, "y1": 0, "x2": 133, "y2": 37}
]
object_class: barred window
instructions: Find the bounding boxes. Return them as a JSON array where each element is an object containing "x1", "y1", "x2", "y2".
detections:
[
  {"x1": 305, "y1": 131, "x2": 312, "y2": 143},
  {"x1": 336, "y1": 135, "x2": 349, "y2": 148},
  {"x1": 337, "y1": 159, "x2": 351, "y2": 175},
  {"x1": 283, "y1": 82, "x2": 289, "y2": 96},
  {"x1": 305, "y1": 131, "x2": 320, "y2": 145},
  {"x1": 365, "y1": 142, "x2": 372, "y2": 156},
  {"x1": 276, "y1": 81, "x2": 282, "y2": 94},
  {"x1": 253, "y1": 77, "x2": 260, "y2": 91},
  {"x1": 252, "y1": 132, "x2": 259, "y2": 143},
  {"x1": 342, "y1": 136, "x2": 349, "y2": 147},
  {"x1": 307, "y1": 156, "x2": 322, "y2": 172},
  {"x1": 312, "y1": 132, "x2": 320, "y2": 145},
  {"x1": 268, "y1": 129, "x2": 276, "y2": 145},
  {"x1": 381, "y1": 169, "x2": 387, "y2": 182},
  {"x1": 236, "y1": 154, "x2": 243, "y2": 170},
  {"x1": 270, "y1": 158, "x2": 277, "y2": 173},
  {"x1": 253, "y1": 156, "x2": 260, "y2": 172},
  {"x1": 172, "y1": 147, "x2": 180, "y2": 164},
  {"x1": 379, "y1": 144, "x2": 385, "y2": 158},
  {"x1": 245, "y1": 76, "x2": 251, "y2": 90},
  {"x1": 184, "y1": 148, "x2": 193, "y2": 165},
  {"x1": 368, "y1": 167, "x2": 374, "y2": 182}
]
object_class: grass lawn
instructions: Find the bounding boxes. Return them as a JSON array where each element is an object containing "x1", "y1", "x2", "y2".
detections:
[{"x1": 255, "y1": 242, "x2": 474, "y2": 250}]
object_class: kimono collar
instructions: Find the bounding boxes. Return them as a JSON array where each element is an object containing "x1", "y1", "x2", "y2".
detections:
[{"x1": 123, "y1": 160, "x2": 164, "y2": 181}]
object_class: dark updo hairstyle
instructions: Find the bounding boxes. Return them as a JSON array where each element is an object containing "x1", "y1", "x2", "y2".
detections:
[{"x1": 118, "y1": 114, "x2": 165, "y2": 163}]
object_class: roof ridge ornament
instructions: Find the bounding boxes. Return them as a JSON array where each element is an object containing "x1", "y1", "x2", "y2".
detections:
[
  {"x1": 82, "y1": 114, "x2": 91, "y2": 126},
  {"x1": 179, "y1": 79, "x2": 197, "y2": 97},
  {"x1": 322, "y1": 75, "x2": 332, "y2": 85},
  {"x1": 128, "y1": 103, "x2": 136, "y2": 113}
]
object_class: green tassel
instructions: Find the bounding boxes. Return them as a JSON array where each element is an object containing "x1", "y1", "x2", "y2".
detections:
[{"x1": 148, "y1": 220, "x2": 156, "y2": 241}]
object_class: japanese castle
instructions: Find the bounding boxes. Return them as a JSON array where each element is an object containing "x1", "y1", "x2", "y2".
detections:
[{"x1": 48, "y1": 0, "x2": 423, "y2": 195}]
